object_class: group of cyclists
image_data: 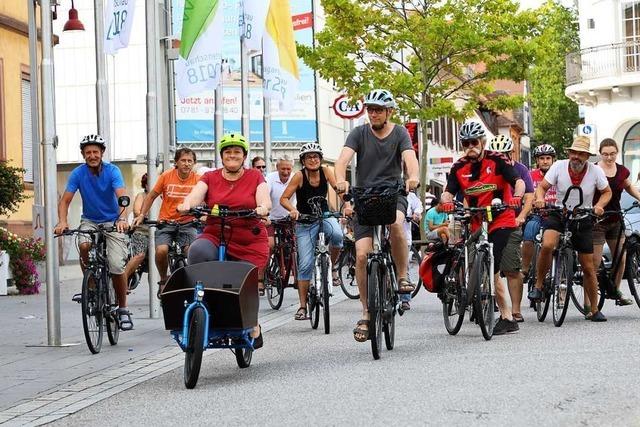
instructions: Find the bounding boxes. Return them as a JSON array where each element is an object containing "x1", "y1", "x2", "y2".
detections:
[{"x1": 54, "y1": 87, "x2": 640, "y2": 349}]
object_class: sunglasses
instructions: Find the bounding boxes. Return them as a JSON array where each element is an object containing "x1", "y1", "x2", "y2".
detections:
[
  {"x1": 461, "y1": 139, "x2": 482, "y2": 148},
  {"x1": 366, "y1": 106, "x2": 385, "y2": 114},
  {"x1": 255, "y1": 165, "x2": 266, "y2": 169}
]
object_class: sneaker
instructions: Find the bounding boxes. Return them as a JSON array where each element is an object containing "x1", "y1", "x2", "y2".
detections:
[
  {"x1": 71, "y1": 293, "x2": 82, "y2": 303},
  {"x1": 493, "y1": 317, "x2": 519, "y2": 335},
  {"x1": 615, "y1": 291, "x2": 633, "y2": 306},
  {"x1": 528, "y1": 287, "x2": 543, "y2": 301},
  {"x1": 590, "y1": 311, "x2": 607, "y2": 322}
]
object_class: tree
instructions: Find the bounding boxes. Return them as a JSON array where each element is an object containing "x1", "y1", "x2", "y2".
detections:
[
  {"x1": 529, "y1": 1, "x2": 580, "y2": 158},
  {"x1": 0, "y1": 161, "x2": 27, "y2": 217},
  {"x1": 298, "y1": 0, "x2": 539, "y2": 211}
]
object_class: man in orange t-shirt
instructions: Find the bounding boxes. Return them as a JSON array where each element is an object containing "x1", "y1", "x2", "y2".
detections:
[{"x1": 133, "y1": 148, "x2": 201, "y2": 294}]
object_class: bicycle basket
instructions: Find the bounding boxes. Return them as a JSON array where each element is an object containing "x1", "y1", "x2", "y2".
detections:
[{"x1": 352, "y1": 186, "x2": 399, "y2": 226}]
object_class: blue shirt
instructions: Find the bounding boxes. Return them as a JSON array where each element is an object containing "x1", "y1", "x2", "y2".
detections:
[
  {"x1": 423, "y1": 207, "x2": 448, "y2": 231},
  {"x1": 66, "y1": 162, "x2": 125, "y2": 222}
]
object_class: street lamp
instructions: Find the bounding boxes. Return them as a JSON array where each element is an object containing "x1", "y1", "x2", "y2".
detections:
[{"x1": 63, "y1": 0, "x2": 85, "y2": 32}]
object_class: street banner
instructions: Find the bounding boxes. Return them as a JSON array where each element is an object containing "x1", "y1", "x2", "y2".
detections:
[
  {"x1": 241, "y1": 0, "x2": 271, "y2": 53},
  {"x1": 175, "y1": 0, "x2": 230, "y2": 98},
  {"x1": 262, "y1": 0, "x2": 299, "y2": 110},
  {"x1": 105, "y1": 0, "x2": 137, "y2": 54}
]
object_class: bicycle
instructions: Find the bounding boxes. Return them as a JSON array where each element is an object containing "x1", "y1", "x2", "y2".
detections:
[
  {"x1": 336, "y1": 219, "x2": 359, "y2": 299},
  {"x1": 350, "y1": 184, "x2": 404, "y2": 359},
  {"x1": 160, "y1": 205, "x2": 262, "y2": 389},
  {"x1": 570, "y1": 201, "x2": 640, "y2": 314},
  {"x1": 143, "y1": 219, "x2": 201, "y2": 271},
  {"x1": 439, "y1": 201, "x2": 517, "y2": 340},
  {"x1": 298, "y1": 196, "x2": 344, "y2": 334},
  {"x1": 264, "y1": 217, "x2": 298, "y2": 310}
]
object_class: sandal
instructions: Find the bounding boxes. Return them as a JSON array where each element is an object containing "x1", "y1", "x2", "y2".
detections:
[
  {"x1": 258, "y1": 280, "x2": 265, "y2": 296},
  {"x1": 512, "y1": 312, "x2": 524, "y2": 323},
  {"x1": 117, "y1": 308, "x2": 134, "y2": 331},
  {"x1": 397, "y1": 278, "x2": 415, "y2": 294},
  {"x1": 294, "y1": 307, "x2": 307, "y2": 321},
  {"x1": 332, "y1": 267, "x2": 342, "y2": 287},
  {"x1": 252, "y1": 325, "x2": 263, "y2": 349},
  {"x1": 353, "y1": 319, "x2": 369, "y2": 342}
]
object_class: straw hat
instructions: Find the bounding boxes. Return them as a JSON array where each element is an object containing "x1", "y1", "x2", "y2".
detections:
[{"x1": 566, "y1": 136, "x2": 595, "y2": 155}]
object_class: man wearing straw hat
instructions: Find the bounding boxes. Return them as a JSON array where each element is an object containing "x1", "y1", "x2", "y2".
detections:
[{"x1": 529, "y1": 136, "x2": 612, "y2": 322}]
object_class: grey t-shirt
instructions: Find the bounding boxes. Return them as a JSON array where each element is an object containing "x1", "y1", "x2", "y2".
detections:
[{"x1": 345, "y1": 124, "x2": 413, "y2": 188}]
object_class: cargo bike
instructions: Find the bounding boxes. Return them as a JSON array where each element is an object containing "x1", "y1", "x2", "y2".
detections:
[{"x1": 159, "y1": 205, "x2": 262, "y2": 389}]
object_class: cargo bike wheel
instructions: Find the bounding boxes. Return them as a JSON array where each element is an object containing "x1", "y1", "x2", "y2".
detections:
[{"x1": 184, "y1": 306, "x2": 206, "y2": 389}]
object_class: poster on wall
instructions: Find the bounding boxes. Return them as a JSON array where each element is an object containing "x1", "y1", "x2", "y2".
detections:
[{"x1": 171, "y1": 0, "x2": 317, "y2": 143}]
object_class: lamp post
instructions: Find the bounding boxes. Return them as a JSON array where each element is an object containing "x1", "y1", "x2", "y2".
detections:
[{"x1": 94, "y1": 0, "x2": 111, "y2": 158}]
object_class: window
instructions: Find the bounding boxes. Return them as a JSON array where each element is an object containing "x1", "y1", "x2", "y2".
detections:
[
  {"x1": 623, "y1": 1, "x2": 640, "y2": 71},
  {"x1": 623, "y1": 121, "x2": 640, "y2": 182},
  {"x1": 21, "y1": 76, "x2": 33, "y2": 183}
]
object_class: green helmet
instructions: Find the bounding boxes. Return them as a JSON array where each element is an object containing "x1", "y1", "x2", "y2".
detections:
[{"x1": 218, "y1": 133, "x2": 249, "y2": 154}]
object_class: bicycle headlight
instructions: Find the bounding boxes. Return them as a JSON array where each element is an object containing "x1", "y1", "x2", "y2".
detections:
[{"x1": 196, "y1": 289, "x2": 205, "y2": 300}]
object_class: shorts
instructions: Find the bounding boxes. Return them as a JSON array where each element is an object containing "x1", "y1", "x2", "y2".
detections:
[
  {"x1": 155, "y1": 224, "x2": 197, "y2": 248},
  {"x1": 543, "y1": 211, "x2": 593, "y2": 254},
  {"x1": 426, "y1": 229, "x2": 440, "y2": 240},
  {"x1": 130, "y1": 229, "x2": 149, "y2": 256},
  {"x1": 523, "y1": 215, "x2": 542, "y2": 242},
  {"x1": 353, "y1": 195, "x2": 408, "y2": 241},
  {"x1": 468, "y1": 227, "x2": 522, "y2": 275},
  {"x1": 593, "y1": 221, "x2": 624, "y2": 245},
  {"x1": 78, "y1": 219, "x2": 128, "y2": 275}
]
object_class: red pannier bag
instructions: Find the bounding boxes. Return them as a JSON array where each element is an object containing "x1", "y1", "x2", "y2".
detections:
[{"x1": 419, "y1": 246, "x2": 452, "y2": 293}]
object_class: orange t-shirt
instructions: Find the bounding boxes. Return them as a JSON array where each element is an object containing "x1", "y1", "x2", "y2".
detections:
[{"x1": 154, "y1": 169, "x2": 201, "y2": 221}]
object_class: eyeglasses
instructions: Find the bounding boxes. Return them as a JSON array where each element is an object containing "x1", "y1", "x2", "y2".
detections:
[
  {"x1": 600, "y1": 152, "x2": 617, "y2": 157},
  {"x1": 304, "y1": 154, "x2": 321, "y2": 160},
  {"x1": 255, "y1": 165, "x2": 266, "y2": 169},
  {"x1": 461, "y1": 139, "x2": 482, "y2": 148},
  {"x1": 366, "y1": 106, "x2": 385, "y2": 114}
]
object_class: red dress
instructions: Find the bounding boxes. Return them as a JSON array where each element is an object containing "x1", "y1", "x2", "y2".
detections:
[{"x1": 198, "y1": 168, "x2": 268, "y2": 269}]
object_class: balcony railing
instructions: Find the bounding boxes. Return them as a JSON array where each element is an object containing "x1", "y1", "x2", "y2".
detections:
[{"x1": 566, "y1": 40, "x2": 640, "y2": 86}]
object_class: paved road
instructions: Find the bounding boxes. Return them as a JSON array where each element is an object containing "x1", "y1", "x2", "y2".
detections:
[{"x1": 49, "y1": 280, "x2": 640, "y2": 426}]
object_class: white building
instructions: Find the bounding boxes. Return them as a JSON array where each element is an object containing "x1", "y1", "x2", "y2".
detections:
[{"x1": 565, "y1": 0, "x2": 640, "y2": 177}]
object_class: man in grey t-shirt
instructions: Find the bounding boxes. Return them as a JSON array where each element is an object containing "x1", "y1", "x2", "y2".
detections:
[{"x1": 335, "y1": 89, "x2": 419, "y2": 343}]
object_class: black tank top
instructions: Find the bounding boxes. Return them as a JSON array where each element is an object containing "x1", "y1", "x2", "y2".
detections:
[{"x1": 296, "y1": 167, "x2": 329, "y2": 215}]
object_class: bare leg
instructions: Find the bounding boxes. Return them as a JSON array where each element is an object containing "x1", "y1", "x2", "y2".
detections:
[
  {"x1": 521, "y1": 241, "x2": 534, "y2": 274},
  {"x1": 389, "y1": 211, "x2": 408, "y2": 280},
  {"x1": 579, "y1": 252, "x2": 600, "y2": 316},
  {"x1": 155, "y1": 244, "x2": 169, "y2": 281},
  {"x1": 355, "y1": 237, "x2": 373, "y2": 319},
  {"x1": 112, "y1": 273, "x2": 128, "y2": 307},
  {"x1": 506, "y1": 270, "x2": 523, "y2": 316},
  {"x1": 535, "y1": 230, "x2": 559, "y2": 290},
  {"x1": 495, "y1": 274, "x2": 512, "y2": 321}
]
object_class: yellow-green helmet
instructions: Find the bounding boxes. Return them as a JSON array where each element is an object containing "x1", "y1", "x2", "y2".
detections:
[{"x1": 219, "y1": 133, "x2": 249, "y2": 154}]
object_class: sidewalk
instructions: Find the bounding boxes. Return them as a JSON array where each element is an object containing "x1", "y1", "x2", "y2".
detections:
[{"x1": 0, "y1": 263, "x2": 314, "y2": 425}]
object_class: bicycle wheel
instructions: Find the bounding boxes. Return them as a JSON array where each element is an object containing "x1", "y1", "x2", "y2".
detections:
[
  {"x1": 81, "y1": 270, "x2": 104, "y2": 354},
  {"x1": 235, "y1": 346, "x2": 253, "y2": 368},
  {"x1": 308, "y1": 267, "x2": 320, "y2": 329},
  {"x1": 625, "y1": 244, "x2": 640, "y2": 308},
  {"x1": 442, "y1": 263, "x2": 465, "y2": 335},
  {"x1": 471, "y1": 250, "x2": 494, "y2": 341},
  {"x1": 184, "y1": 306, "x2": 206, "y2": 389},
  {"x1": 171, "y1": 256, "x2": 186, "y2": 274},
  {"x1": 105, "y1": 275, "x2": 119, "y2": 346},
  {"x1": 411, "y1": 278, "x2": 422, "y2": 298},
  {"x1": 382, "y1": 268, "x2": 395, "y2": 350},
  {"x1": 535, "y1": 273, "x2": 551, "y2": 322},
  {"x1": 320, "y1": 254, "x2": 331, "y2": 334},
  {"x1": 552, "y1": 249, "x2": 572, "y2": 327},
  {"x1": 338, "y1": 246, "x2": 359, "y2": 299},
  {"x1": 265, "y1": 254, "x2": 284, "y2": 310},
  {"x1": 127, "y1": 268, "x2": 141, "y2": 291},
  {"x1": 368, "y1": 259, "x2": 383, "y2": 359},
  {"x1": 570, "y1": 258, "x2": 605, "y2": 314}
]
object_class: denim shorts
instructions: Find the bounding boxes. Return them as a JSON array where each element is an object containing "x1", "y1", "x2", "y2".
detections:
[
  {"x1": 523, "y1": 215, "x2": 542, "y2": 242},
  {"x1": 296, "y1": 217, "x2": 343, "y2": 281}
]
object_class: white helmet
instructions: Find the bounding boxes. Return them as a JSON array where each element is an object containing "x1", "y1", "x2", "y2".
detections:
[
  {"x1": 80, "y1": 134, "x2": 106, "y2": 150},
  {"x1": 534, "y1": 143, "x2": 556, "y2": 158},
  {"x1": 488, "y1": 134, "x2": 514, "y2": 153},
  {"x1": 363, "y1": 89, "x2": 397, "y2": 109},
  {"x1": 458, "y1": 122, "x2": 486, "y2": 141},
  {"x1": 299, "y1": 142, "x2": 323, "y2": 161}
]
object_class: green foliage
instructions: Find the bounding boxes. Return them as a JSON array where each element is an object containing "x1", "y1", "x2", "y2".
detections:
[
  {"x1": 0, "y1": 161, "x2": 28, "y2": 217},
  {"x1": 298, "y1": 0, "x2": 539, "y2": 122},
  {"x1": 529, "y1": 0, "x2": 580, "y2": 158}
]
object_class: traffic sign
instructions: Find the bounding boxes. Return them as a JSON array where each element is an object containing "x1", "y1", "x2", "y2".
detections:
[{"x1": 332, "y1": 95, "x2": 364, "y2": 119}]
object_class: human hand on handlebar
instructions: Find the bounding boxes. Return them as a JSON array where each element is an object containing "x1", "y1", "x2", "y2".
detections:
[
  {"x1": 405, "y1": 177, "x2": 419, "y2": 193},
  {"x1": 54, "y1": 221, "x2": 68, "y2": 235},
  {"x1": 115, "y1": 218, "x2": 129, "y2": 233},
  {"x1": 593, "y1": 205, "x2": 604, "y2": 216},
  {"x1": 534, "y1": 198, "x2": 546, "y2": 209},
  {"x1": 177, "y1": 201, "x2": 191, "y2": 214},
  {"x1": 289, "y1": 209, "x2": 300, "y2": 221},
  {"x1": 255, "y1": 205, "x2": 269, "y2": 217},
  {"x1": 335, "y1": 181, "x2": 349, "y2": 195},
  {"x1": 133, "y1": 214, "x2": 144, "y2": 227}
]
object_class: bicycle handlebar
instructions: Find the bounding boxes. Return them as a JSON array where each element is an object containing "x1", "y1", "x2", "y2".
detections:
[
  {"x1": 54, "y1": 224, "x2": 117, "y2": 238},
  {"x1": 143, "y1": 218, "x2": 203, "y2": 228},
  {"x1": 187, "y1": 205, "x2": 258, "y2": 218}
]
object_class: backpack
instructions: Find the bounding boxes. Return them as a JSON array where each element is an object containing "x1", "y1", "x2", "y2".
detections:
[{"x1": 419, "y1": 247, "x2": 452, "y2": 293}]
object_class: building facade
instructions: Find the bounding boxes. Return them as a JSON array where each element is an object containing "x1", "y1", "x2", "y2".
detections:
[
  {"x1": 565, "y1": 0, "x2": 640, "y2": 177},
  {"x1": 0, "y1": 0, "x2": 38, "y2": 236}
]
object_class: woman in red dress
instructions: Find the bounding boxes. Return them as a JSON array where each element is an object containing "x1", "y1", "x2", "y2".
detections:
[{"x1": 178, "y1": 133, "x2": 270, "y2": 347}]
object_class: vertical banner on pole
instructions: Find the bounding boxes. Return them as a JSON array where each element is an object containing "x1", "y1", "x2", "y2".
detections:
[{"x1": 105, "y1": 0, "x2": 137, "y2": 54}]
